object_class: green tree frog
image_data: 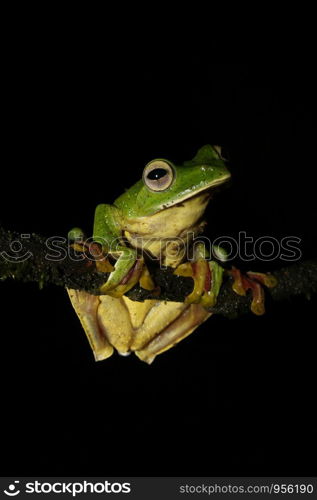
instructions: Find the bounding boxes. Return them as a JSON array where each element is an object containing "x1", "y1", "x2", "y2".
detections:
[{"x1": 67, "y1": 145, "x2": 274, "y2": 364}]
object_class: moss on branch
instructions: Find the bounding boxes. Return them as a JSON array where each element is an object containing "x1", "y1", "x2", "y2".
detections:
[{"x1": 1, "y1": 226, "x2": 316, "y2": 319}]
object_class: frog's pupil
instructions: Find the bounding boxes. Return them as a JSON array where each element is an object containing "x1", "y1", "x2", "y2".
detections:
[{"x1": 147, "y1": 168, "x2": 167, "y2": 180}]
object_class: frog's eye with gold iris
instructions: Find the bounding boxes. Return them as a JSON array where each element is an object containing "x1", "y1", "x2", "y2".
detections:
[{"x1": 143, "y1": 160, "x2": 175, "y2": 191}]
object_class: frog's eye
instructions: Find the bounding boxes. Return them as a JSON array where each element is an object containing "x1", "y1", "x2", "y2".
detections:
[{"x1": 143, "y1": 160, "x2": 175, "y2": 191}]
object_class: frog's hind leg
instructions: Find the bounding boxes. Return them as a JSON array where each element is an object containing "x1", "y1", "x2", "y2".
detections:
[
  {"x1": 135, "y1": 304, "x2": 211, "y2": 364},
  {"x1": 67, "y1": 289, "x2": 114, "y2": 361},
  {"x1": 96, "y1": 295, "x2": 134, "y2": 355}
]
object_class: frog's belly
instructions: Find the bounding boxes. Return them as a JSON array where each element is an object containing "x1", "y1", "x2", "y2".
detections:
[{"x1": 67, "y1": 290, "x2": 211, "y2": 364}]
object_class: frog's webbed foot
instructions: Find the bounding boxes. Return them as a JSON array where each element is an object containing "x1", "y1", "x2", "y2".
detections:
[
  {"x1": 68, "y1": 231, "x2": 115, "y2": 273},
  {"x1": 230, "y1": 267, "x2": 277, "y2": 315},
  {"x1": 174, "y1": 243, "x2": 224, "y2": 308}
]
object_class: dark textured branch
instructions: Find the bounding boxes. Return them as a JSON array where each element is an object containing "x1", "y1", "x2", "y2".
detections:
[
  {"x1": 126, "y1": 259, "x2": 317, "y2": 318},
  {"x1": 0, "y1": 226, "x2": 316, "y2": 318}
]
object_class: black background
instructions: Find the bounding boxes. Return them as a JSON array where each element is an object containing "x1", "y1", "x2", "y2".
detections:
[{"x1": 1, "y1": 47, "x2": 316, "y2": 478}]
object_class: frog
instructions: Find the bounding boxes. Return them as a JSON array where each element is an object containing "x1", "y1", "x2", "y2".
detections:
[{"x1": 67, "y1": 145, "x2": 276, "y2": 364}]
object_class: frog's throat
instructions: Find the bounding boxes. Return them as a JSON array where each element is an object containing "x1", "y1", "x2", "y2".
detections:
[{"x1": 122, "y1": 190, "x2": 212, "y2": 268}]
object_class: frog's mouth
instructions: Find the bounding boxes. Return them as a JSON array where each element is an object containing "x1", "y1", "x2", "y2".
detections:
[
  {"x1": 171, "y1": 189, "x2": 212, "y2": 209},
  {"x1": 160, "y1": 177, "x2": 229, "y2": 211}
]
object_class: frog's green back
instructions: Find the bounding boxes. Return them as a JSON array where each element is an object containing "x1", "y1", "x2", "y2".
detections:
[{"x1": 183, "y1": 144, "x2": 223, "y2": 166}]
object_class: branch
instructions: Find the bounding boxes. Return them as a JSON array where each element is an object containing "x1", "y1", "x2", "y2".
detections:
[{"x1": 0, "y1": 226, "x2": 316, "y2": 318}]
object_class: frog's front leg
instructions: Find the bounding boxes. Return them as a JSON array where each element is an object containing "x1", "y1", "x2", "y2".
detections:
[
  {"x1": 93, "y1": 203, "x2": 143, "y2": 296},
  {"x1": 174, "y1": 243, "x2": 225, "y2": 308},
  {"x1": 99, "y1": 245, "x2": 143, "y2": 296}
]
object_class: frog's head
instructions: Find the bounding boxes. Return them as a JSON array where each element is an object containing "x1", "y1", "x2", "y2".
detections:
[{"x1": 115, "y1": 145, "x2": 231, "y2": 218}]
